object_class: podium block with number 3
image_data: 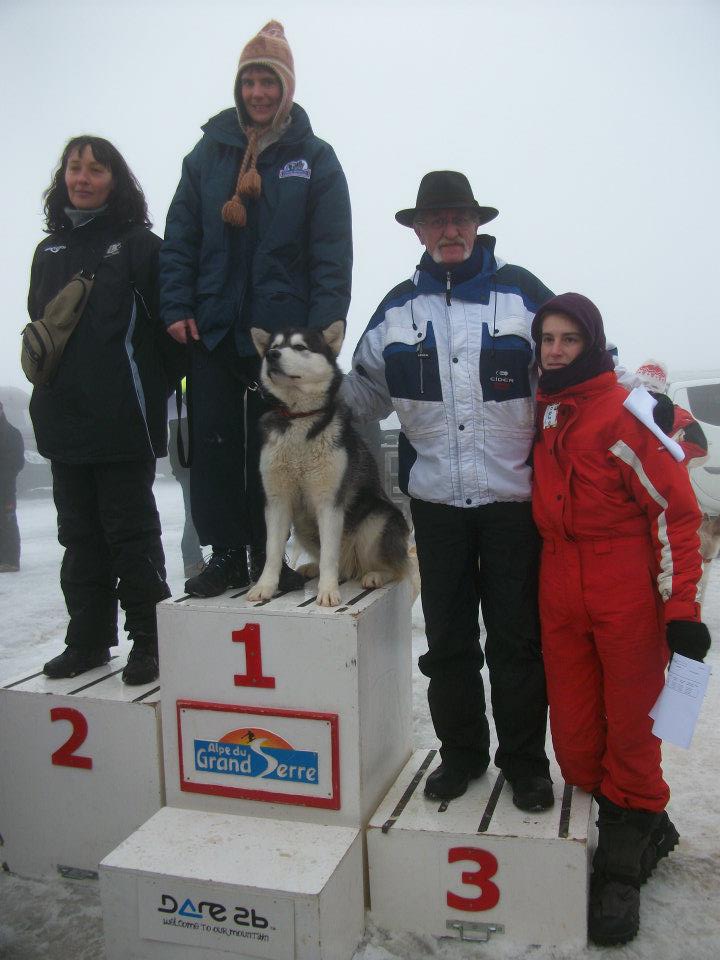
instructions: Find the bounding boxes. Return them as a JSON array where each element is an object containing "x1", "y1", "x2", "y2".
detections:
[{"x1": 367, "y1": 750, "x2": 596, "y2": 950}]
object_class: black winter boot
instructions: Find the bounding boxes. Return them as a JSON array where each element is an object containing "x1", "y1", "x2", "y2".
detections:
[
  {"x1": 43, "y1": 646, "x2": 111, "y2": 679},
  {"x1": 122, "y1": 635, "x2": 159, "y2": 685},
  {"x1": 639, "y1": 810, "x2": 679, "y2": 883},
  {"x1": 588, "y1": 796, "x2": 661, "y2": 946},
  {"x1": 185, "y1": 548, "x2": 249, "y2": 597},
  {"x1": 249, "y1": 548, "x2": 306, "y2": 592}
]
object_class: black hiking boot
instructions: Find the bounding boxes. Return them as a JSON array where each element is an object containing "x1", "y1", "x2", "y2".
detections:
[
  {"x1": 122, "y1": 635, "x2": 159, "y2": 685},
  {"x1": 43, "y1": 646, "x2": 111, "y2": 679},
  {"x1": 424, "y1": 762, "x2": 487, "y2": 801},
  {"x1": 249, "y1": 549, "x2": 306, "y2": 592},
  {"x1": 185, "y1": 548, "x2": 249, "y2": 597},
  {"x1": 509, "y1": 775, "x2": 555, "y2": 812},
  {"x1": 639, "y1": 810, "x2": 679, "y2": 883},
  {"x1": 588, "y1": 796, "x2": 661, "y2": 946}
]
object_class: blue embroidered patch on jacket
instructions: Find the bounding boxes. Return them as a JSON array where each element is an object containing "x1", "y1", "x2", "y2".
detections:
[{"x1": 279, "y1": 159, "x2": 311, "y2": 179}]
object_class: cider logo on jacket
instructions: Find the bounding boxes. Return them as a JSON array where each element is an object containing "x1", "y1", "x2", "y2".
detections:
[
  {"x1": 489, "y1": 368, "x2": 515, "y2": 390},
  {"x1": 543, "y1": 403, "x2": 560, "y2": 429},
  {"x1": 104, "y1": 241, "x2": 122, "y2": 258},
  {"x1": 44, "y1": 244, "x2": 67, "y2": 254},
  {"x1": 279, "y1": 158, "x2": 311, "y2": 179}
]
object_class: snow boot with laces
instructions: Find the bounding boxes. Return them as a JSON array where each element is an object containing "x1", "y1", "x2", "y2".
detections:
[
  {"x1": 122, "y1": 634, "x2": 159, "y2": 685},
  {"x1": 184, "y1": 548, "x2": 249, "y2": 597}
]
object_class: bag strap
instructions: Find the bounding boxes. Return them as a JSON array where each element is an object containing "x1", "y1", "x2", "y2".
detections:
[{"x1": 78, "y1": 234, "x2": 116, "y2": 281}]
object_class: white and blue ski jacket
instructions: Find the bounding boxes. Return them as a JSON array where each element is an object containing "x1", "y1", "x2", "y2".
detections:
[{"x1": 342, "y1": 237, "x2": 553, "y2": 508}]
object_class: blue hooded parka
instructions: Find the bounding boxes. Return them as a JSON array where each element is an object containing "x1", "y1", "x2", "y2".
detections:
[{"x1": 159, "y1": 103, "x2": 353, "y2": 356}]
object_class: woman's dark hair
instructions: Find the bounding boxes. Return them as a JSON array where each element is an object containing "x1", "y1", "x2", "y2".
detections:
[{"x1": 43, "y1": 135, "x2": 152, "y2": 233}]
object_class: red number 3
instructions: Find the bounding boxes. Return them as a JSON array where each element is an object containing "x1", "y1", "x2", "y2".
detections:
[
  {"x1": 447, "y1": 846, "x2": 500, "y2": 911},
  {"x1": 51, "y1": 707, "x2": 92, "y2": 770}
]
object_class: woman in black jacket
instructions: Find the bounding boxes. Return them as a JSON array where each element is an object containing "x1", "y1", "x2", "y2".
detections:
[{"x1": 28, "y1": 135, "x2": 172, "y2": 684}]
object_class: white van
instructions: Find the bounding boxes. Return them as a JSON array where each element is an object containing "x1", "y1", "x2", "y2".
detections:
[{"x1": 667, "y1": 370, "x2": 720, "y2": 516}]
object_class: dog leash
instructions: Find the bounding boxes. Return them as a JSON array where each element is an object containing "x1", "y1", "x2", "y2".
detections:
[{"x1": 175, "y1": 348, "x2": 288, "y2": 469}]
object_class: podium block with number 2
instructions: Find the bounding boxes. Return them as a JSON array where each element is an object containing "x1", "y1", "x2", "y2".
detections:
[{"x1": 0, "y1": 650, "x2": 163, "y2": 879}]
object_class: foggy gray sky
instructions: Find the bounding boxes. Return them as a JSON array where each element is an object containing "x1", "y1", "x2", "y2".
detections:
[{"x1": 2, "y1": 0, "x2": 719, "y2": 391}]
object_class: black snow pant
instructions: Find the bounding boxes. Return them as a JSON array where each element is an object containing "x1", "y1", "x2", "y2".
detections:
[
  {"x1": 411, "y1": 498, "x2": 550, "y2": 782},
  {"x1": 189, "y1": 335, "x2": 269, "y2": 551},
  {"x1": 51, "y1": 459, "x2": 170, "y2": 651}
]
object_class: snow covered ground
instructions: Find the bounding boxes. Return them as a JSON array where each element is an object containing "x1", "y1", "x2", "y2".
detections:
[{"x1": 1, "y1": 480, "x2": 718, "y2": 960}]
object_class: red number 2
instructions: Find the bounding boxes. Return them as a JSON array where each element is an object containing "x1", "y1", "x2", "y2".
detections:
[
  {"x1": 447, "y1": 846, "x2": 500, "y2": 911},
  {"x1": 50, "y1": 707, "x2": 92, "y2": 769},
  {"x1": 233, "y1": 623, "x2": 276, "y2": 688}
]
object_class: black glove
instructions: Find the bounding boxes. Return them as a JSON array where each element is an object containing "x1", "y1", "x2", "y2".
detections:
[
  {"x1": 649, "y1": 391, "x2": 675, "y2": 435},
  {"x1": 666, "y1": 620, "x2": 711, "y2": 662}
]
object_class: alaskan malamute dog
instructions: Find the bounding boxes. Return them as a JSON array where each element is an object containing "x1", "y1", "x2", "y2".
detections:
[{"x1": 247, "y1": 321, "x2": 410, "y2": 607}]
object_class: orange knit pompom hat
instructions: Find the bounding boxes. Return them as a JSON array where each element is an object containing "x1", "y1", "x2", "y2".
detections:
[{"x1": 223, "y1": 21, "x2": 295, "y2": 227}]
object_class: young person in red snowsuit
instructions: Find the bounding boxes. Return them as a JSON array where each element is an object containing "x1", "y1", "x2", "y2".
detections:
[{"x1": 530, "y1": 293, "x2": 711, "y2": 947}]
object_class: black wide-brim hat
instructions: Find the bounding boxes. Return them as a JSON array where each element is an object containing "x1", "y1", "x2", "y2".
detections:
[{"x1": 395, "y1": 170, "x2": 499, "y2": 228}]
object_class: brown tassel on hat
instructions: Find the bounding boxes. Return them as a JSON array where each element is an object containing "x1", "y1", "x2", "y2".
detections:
[
  {"x1": 222, "y1": 128, "x2": 261, "y2": 226},
  {"x1": 239, "y1": 167, "x2": 262, "y2": 199},
  {"x1": 221, "y1": 194, "x2": 247, "y2": 227}
]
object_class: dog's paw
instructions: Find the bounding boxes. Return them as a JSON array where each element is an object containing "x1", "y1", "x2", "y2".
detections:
[
  {"x1": 295, "y1": 561, "x2": 319, "y2": 579},
  {"x1": 361, "y1": 570, "x2": 389, "y2": 589},
  {"x1": 316, "y1": 582, "x2": 342, "y2": 607},
  {"x1": 247, "y1": 580, "x2": 278, "y2": 602}
]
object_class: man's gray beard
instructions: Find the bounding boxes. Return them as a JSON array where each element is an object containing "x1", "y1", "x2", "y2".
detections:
[{"x1": 431, "y1": 240, "x2": 471, "y2": 264}]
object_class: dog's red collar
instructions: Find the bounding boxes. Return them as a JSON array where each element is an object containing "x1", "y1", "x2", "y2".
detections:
[{"x1": 276, "y1": 406, "x2": 328, "y2": 419}]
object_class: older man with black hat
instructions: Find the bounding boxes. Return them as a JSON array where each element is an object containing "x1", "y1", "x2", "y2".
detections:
[{"x1": 342, "y1": 171, "x2": 554, "y2": 811}]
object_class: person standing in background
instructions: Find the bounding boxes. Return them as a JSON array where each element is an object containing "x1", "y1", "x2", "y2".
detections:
[
  {"x1": 635, "y1": 359, "x2": 708, "y2": 466},
  {"x1": 0, "y1": 401, "x2": 24, "y2": 573},
  {"x1": 167, "y1": 380, "x2": 204, "y2": 578}
]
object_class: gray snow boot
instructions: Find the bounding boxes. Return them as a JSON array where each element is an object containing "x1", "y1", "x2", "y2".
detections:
[{"x1": 588, "y1": 796, "x2": 661, "y2": 946}]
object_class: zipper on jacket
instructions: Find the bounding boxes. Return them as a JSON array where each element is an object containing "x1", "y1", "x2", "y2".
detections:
[
  {"x1": 416, "y1": 342, "x2": 430, "y2": 395},
  {"x1": 446, "y1": 271, "x2": 452, "y2": 306}
]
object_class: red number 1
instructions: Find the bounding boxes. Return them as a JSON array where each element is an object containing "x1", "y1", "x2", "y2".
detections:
[
  {"x1": 50, "y1": 707, "x2": 92, "y2": 769},
  {"x1": 447, "y1": 846, "x2": 500, "y2": 911},
  {"x1": 233, "y1": 623, "x2": 276, "y2": 688}
]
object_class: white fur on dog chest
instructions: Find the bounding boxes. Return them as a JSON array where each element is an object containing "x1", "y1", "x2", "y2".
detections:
[{"x1": 158, "y1": 578, "x2": 413, "y2": 828}]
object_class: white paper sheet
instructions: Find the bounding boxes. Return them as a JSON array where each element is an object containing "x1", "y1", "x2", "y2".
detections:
[
  {"x1": 649, "y1": 654, "x2": 711, "y2": 748},
  {"x1": 623, "y1": 387, "x2": 685, "y2": 462}
]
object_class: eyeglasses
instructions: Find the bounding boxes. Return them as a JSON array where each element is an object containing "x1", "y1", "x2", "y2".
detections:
[{"x1": 415, "y1": 213, "x2": 477, "y2": 229}]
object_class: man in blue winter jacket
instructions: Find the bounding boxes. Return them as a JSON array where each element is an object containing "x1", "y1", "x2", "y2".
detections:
[
  {"x1": 160, "y1": 20, "x2": 352, "y2": 597},
  {"x1": 342, "y1": 171, "x2": 554, "y2": 811}
]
